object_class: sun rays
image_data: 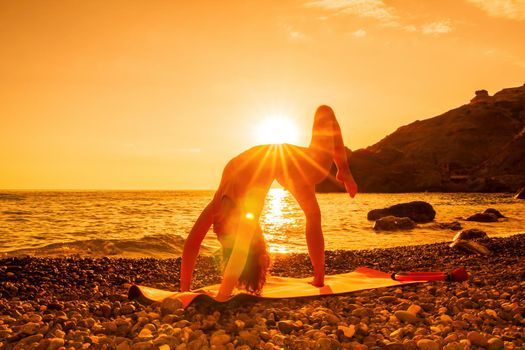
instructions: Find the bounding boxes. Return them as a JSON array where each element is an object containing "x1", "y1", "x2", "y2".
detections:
[{"x1": 229, "y1": 142, "x2": 337, "y2": 256}]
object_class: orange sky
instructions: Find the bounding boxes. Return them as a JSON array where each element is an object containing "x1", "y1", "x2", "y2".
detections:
[{"x1": 1, "y1": 0, "x2": 525, "y2": 189}]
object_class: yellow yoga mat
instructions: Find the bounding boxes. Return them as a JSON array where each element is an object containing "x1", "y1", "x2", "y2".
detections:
[{"x1": 128, "y1": 267, "x2": 419, "y2": 308}]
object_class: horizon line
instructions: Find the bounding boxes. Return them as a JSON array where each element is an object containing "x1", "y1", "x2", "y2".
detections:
[{"x1": 0, "y1": 188, "x2": 217, "y2": 192}]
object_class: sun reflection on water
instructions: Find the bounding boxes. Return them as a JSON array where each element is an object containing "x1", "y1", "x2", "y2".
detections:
[{"x1": 261, "y1": 188, "x2": 301, "y2": 254}]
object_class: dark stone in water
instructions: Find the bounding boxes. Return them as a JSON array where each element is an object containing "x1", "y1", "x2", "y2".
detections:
[
  {"x1": 466, "y1": 213, "x2": 498, "y2": 222},
  {"x1": 437, "y1": 221, "x2": 462, "y2": 231},
  {"x1": 483, "y1": 208, "x2": 505, "y2": 218},
  {"x1": 367, "y1": 201, "x2": 436, "y2": 223},
  {"x1": 373, "y1": 216, "x2": 416, "y2": 231},
  {"x1": 453, "y1": 229, "x2": 488, "y2": 241}
]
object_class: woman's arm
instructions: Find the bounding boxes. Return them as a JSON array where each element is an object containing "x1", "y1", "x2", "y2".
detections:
[{"x1": 179, "y1": 201, "x2": 214, "y2": 291}]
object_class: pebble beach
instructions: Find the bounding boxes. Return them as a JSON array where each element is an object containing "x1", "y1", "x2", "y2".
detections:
[{"x1": 1, "y1": 234, "x2": 524, "y2": 350}]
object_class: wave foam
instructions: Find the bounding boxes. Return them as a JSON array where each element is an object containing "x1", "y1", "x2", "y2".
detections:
[{"x1": 3, "y1": 234, "x2": 216, "y2": 259}]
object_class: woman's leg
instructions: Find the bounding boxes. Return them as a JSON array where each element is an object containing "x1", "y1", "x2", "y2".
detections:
[
  {"x1": 309, "y1": 105, "x2": 357, "y2": 197},
  {"x1": 286, "y1": 183, "x2": 325, "y2": 286}
]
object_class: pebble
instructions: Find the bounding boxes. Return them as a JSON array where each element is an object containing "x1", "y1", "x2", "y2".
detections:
[
  {"x1": 440, "y1": 314, "x2": 453, "y2": 324},
  {"x1": 27, "y1": 314, "x2": 43, "y2": 323},
  {"x1": 131, "y1": 341, "x2": 154, "y2": 350},
  {"x1": 160, "y1": 298, "x2": 183, "y2": 316},
  {"x1": 390, "y1": 328, "x2": 404, "y2": 338},
  {"x1": 235, "y1": 319, "x2": 245, "y2": 330},
  {"x1": 102, "y1": 320, "x2": 118, "y2": 334},
  {"x1": 238, "y1": 330, "x2": 259, "y2": 347},
  {"x1": 99, "y1": 304, "x2": 112, "y2": 318},
  {"x1": 17, "y1": 334, "x2": 43, "y2": 346},
  {"x1": 20, "y1": 322, "x2": 40, "y2": 335},
  {"x1": 385, "y1": 342, "x2": 404, "y2": 350},
  {"x1": 407, "y1": 304, "x2": 422, "y2": 315},
  {"x1": 120, "y1": 304, "x2": 136, "y2": 315},
  {"x1": 138, "y1": 328, "x2": 153, "y2": 340},
  {"x1": 316, "y1": 337, "x2": 340, "y2": 350},
  {"x1": 467, "y1": 331, "x2": 488, "y2": 346},
  {"x1": 53, "y1": 329, "x2": 65, "y2": 338},
  {"x1": 442, "y1": 343, "x2": 466, "y2": 350},
  {"x1": 277, "y1": 320, "x2": 296, "y2": 334},
  {"x1": 116, "y1": 341, "x2": 131, "y2": 350},
  {"x1": 47, "y1": 337, "x2": 65, "y2": 350},
  {"x1": 394, "y1": 311, "x2": 418, "y2": 324},
  {"x1": 379, "y1": 295, "x2": 398, "y2": 303},
  {"x1": 416, "y1": 339, "x2": 440, "y2": 350},
  {"x1": 210, "y1": 331, "x2": 231, "y2": 346},
  {"x1": 443, "y1": 334, "x2": 457, "y2": 343},
  {"x1": 337, "y1": 325, "x2": 355, "y2": 338},
  {"x1": 486, "y1": 337, "x2": 504, "y2": 350}
]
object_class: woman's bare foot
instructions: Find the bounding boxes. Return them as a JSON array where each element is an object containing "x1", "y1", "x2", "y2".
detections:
[
  {"x1": 336, "y1": 171, "x2": 358, "y2": 198},
  {"x1": 310, "y1": 274, "x2": 325, "y2": 287}
]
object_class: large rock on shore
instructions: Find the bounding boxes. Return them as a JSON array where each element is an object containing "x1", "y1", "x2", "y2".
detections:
[
  {"x1": 453, "y1": 229, "x2": 488, "y2": 241},
  {"x1": 451, "y1": 229, "x2": 490, "y2": 255},
  {"x1": 317, "y1": 84, "x2": 525, "y2": 193},
  {"x1": 373, "y1": 216, "x2": 416, "y2": 231},
  {"x1": 367, "y1": 201, "x2": 436, "y2": 223},
  {"x1": 450, "y1": 240, "x2": 491, "y2": 255}
]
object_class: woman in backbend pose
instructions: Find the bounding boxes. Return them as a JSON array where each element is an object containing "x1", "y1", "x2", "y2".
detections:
[{"x1": 179, "y1": 105, "x2": 358, "y2": 300}]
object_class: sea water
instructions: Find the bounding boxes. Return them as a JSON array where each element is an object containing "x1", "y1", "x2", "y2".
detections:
[{"x1": 0, "y1": 190, "x2": 523, "y2": 258}]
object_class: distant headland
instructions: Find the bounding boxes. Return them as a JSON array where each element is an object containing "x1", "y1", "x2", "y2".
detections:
[{"x1": 318, "y1": 83, "x2": 525, "y2": 193}]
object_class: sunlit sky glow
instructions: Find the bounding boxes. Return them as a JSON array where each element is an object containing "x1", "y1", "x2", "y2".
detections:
[
  {"x1": 254, "y1": 115, "x2": 300, "y2": 145},
  {"x1": 1, "y1": 0, "x2": 525, "y2": 189}
]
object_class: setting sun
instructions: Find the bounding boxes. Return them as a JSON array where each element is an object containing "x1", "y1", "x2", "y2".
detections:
[{"x1": 254, "y1": 115, "x2": 300, "y2": 145}]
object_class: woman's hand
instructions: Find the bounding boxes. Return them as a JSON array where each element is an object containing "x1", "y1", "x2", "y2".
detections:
[{"x1": 179, "y1": 201, "x2": 215, "y2": 294}]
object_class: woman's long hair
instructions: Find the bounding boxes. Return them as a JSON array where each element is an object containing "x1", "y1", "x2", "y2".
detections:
[
  {"x1": 215, "y1": 195, "x2": 271, "y2": 295},
  {"x1": 221, "y1": 227, "x2": 270, "y2": 295},
  {"x1": 240, "y1": 228, "x2": 270, "y2": 294}
]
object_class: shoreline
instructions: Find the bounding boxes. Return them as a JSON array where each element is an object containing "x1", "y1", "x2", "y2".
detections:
[
  {"x1": 2, "y1": 191, "x2": 523, "y2": 259},
  {"x1": 2, "y1": 229, "x2": 524, "y2": 261},
  {"x1": 1, "y1": 235, "x2": 524, "y2": 349},
  {"x1": 3, "y1": 230, "x2": 524, "y2": 260}
]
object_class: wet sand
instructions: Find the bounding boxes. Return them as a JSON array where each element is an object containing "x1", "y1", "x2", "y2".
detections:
[{"x1": 1, "y1": 234, "x2": 524, "y2": 349}]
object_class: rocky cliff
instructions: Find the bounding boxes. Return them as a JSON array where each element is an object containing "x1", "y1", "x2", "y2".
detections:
[{"x1": 317, "y1": 84, "x2": 525, "y2": 193}]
